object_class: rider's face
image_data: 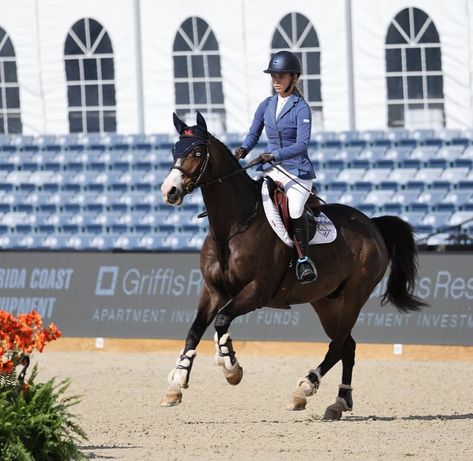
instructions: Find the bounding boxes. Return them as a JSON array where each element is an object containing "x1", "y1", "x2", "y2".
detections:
[{"x1": 271, "y1": 73, "x2": 294, "y2": 96}]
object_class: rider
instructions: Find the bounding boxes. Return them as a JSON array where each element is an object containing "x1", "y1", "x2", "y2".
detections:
[{"x1": 235, "y1": 50, "x2": 317, "y2": 284}]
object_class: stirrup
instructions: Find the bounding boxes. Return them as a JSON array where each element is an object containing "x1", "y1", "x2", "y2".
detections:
[{"x1": 296, "y1": 257, "x2": 317, "y2": 284}]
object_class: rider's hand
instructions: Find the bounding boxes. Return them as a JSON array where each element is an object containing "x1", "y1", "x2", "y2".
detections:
[
  {"x1": 255, "y1": 153, "x2": 275, "y2": 164},
  {"x1": 235, "y1": 147, "x2": 248, "y2": 160}
]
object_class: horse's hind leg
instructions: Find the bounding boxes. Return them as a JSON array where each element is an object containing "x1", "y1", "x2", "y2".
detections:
[
  {"x1": 323, "y1": 335, "x2": 355, "y2": 420},
  {"x1": 287, "y1": 296, "x2": 358, "y2": 413}
]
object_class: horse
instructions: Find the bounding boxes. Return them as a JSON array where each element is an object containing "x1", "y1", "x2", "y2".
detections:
[{"x1": 159, "y1": 112, "x2": 426, "y2": 419}]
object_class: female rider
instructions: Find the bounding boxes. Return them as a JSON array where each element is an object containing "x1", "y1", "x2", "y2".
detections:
[{"x1": 235, "y1": 50, "x2": 317, "y2": 284}]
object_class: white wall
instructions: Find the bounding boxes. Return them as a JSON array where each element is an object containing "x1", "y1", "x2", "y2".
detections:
[
  {"x1": 352, "y1": 0, "x2": 473, "y2": 130},
  {"x1": 1, "y1": 0, "x2": 472, "y2": 135}
]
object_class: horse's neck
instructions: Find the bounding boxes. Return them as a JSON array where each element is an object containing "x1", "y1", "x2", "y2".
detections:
[{"x1": 202, "y1": 147, "x2": 259, "y2": 242}]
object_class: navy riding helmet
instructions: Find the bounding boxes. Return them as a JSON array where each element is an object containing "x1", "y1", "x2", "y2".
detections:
[{"x1": 263, "y1": 50, "x2": 301, "y2": 75}]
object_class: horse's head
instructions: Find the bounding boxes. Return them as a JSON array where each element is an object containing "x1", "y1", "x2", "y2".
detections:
[{"x1": 161, "y1": 112, "x2": 211, "y2": 206}]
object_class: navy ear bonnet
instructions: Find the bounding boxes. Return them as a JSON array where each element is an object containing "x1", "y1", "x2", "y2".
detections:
[{"x1": 172, "y1": 112, "x2": 209, "y2": 160}]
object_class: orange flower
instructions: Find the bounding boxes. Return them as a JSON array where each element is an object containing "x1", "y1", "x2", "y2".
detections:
[{"x1": 0, "y1": 359, "x2": 14, "y2": 374}]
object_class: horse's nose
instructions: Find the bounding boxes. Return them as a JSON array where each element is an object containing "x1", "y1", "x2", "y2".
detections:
[{"x1": 166, "y1": 186, "x2": 180, "y2": 204}]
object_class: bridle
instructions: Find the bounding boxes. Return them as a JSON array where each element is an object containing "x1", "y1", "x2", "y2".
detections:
[
  {"x1": 170, "y1": 135, "x2": 257, "y2": 194},
  {"x1": 170, "y1": 135, "x2": 212, "y2": 193}
]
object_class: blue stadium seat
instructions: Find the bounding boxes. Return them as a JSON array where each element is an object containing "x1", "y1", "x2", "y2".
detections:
[
  {"x1": 385, "y1": 146, "x2": 413, "y2": 161},
  {"x1": 409, "y1": 145, "x2": 439, "y2": 161},
  {"x1": 436, "y1": 128, "x2": 461, "y2": 141},
  {"x1": 316, "y1": 161, "x2": 344, "y2": 183},
  {"x1": 411, "y1": 129, "x2": 435, "y2": 141},
  {"x1": 388, "y1": 165, "x2": 419, "y2": 185},
  {"x1": 336, "y1": 161, "x2": 368, "y2": 184},
  {"x1": 364, "y1": 187, "x2": 395, "y2": 205},
  {"x1": 417, "y1": 181, "x2": 450, "y2": 206},
  {"x1": 440, "y1": 166, "x2": 470, "y2": 182},
  {"x1": 401, "y1": 203, "x2": 429, "y2": 227},
  {"x1": 332, "y1": 146, "x2": 363, "y2": 161},
  {"x1": 448, "y1": 204, "x2": 473, "y2": 227},
  {"x1": 360, "y1": 130, "x2": 387, "y2": 142},
  {"x1": 187, "y1": 230, "x2": 207, "y2": 249},
  {"x1": 422, "y1": 203, "x2": 455, "y2": 229},
  {"x1": 362, "y1": 160, "x2": 394, "y2": 184},
  {"x1": 358, "y1": 146, "x2": 388, "y2": 162},
  {"x1": 436, "y1": 145, "x2": 466, "y2": 160},
  {"x1": 339, "y1": 182, "x2": 370, "y2": 207},
  {"x1": 386, "y1": 128, "x2": 409, "y2": 142},
  {"x1": 357, "y1": 203, "x2": 377, "y2": 217},
  {"x1": 391, "y1": 181, "x2": 424, "y2": 206},
  {"x1": 379, "y1": 203, "x2": 403, "y2": 215}
]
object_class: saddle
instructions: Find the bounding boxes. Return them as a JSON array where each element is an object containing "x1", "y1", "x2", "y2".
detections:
[{"x1": 265, "y1": 176, "x2": 323, "y2": 241}]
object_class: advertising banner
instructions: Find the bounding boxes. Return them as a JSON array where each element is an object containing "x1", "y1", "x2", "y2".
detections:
[{"x1": 0, "y1": 251, "x2": 471, "y2": 345}]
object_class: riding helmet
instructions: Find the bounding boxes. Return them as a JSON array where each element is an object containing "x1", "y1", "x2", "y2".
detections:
[{"x1": 263, "y1": 51, "x2": 301, "y2": 75}]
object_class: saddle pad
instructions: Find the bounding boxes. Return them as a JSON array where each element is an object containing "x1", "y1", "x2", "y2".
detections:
[{"x1": 261, "y1": 181, "x2": 337, "y2": 247}]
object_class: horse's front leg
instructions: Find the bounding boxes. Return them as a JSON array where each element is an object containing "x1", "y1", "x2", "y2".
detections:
[
  {"x1": 213, "y1": 280, "x2": 266, "y2": 386},
  {"x1": 160, "y1": 284, "x2": 221, "y2": 407}
]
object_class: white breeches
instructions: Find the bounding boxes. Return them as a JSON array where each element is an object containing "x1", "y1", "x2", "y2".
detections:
[{"x1": 266, "y1": 167, "x2": 313, "y2": 219}]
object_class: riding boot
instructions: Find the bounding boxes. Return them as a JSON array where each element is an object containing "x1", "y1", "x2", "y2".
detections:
[{"x1": 292, "y1": 215, "x2": 317, "y2": 284}]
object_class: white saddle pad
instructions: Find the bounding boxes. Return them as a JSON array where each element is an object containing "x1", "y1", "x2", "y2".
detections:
[{"x1": 261, "y1": 181, "x2": 337, "y2": 247}]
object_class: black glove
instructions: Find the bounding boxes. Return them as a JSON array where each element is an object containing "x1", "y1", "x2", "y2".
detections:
[
  {"x1": 235, "y1": 147, "x2": 248, "y2": 160},
  {"x1": 255, "y1": 153, "x2": 275, "y2": 164}
]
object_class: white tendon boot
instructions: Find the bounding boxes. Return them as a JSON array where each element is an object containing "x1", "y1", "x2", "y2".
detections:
[
  {"x1": 160, "y1": 349, "x2": 196, "y2": 407},
  {"x1": 214, "y1": 332, "x2": 243, "y2": 385}
]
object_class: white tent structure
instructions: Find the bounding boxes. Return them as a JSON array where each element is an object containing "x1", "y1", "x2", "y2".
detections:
[{"x1": 1, "y1": 0, "x2": 473, "y2": 136}]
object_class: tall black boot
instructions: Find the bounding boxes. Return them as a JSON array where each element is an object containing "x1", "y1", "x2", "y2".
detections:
[{"x1": 292, "y1": 215, "x2": 317, "y2": 284}]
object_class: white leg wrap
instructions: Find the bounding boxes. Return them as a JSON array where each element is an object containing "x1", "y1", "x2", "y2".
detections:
[
  {"x1": 167, "y1": 349, "x2": 196, "y2": 388},
  {"x1": 214, "y1": 332, "x2": 225, "y2": 366},
  {"x1": 214, "y1": 332, "x2": 239, "y2": 370}
]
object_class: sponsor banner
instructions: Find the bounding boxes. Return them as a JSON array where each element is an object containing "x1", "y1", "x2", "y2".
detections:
[{"x1": 0, "y1": 252, "x2": 471, "y2": 345}]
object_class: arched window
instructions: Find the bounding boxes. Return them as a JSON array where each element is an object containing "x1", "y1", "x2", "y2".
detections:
[
  {"x1": 385, "y1": 7, "x2": 444, "y2": 128},
  {"x1": 0, "y1": 27, "x2": 21, "y2": 134},
  {"x1": 64, "y1": 18, "x2": 116, "y2": 133},
  {"x1": 271, "y1": 12, "x2": 322, "y2": 127},
  {"x1": 173, "y1": 17, "x2": 226, "y2": 132}
]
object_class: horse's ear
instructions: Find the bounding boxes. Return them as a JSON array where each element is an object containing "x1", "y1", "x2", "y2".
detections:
[
  {"x1": 196, "y1": 111, "x2": 207, "y2": 133},
  {"x1": 173, "y1": 112, "x2": 188, "y2": 134}
]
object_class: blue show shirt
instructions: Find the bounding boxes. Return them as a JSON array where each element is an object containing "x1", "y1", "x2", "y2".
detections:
[{"x1": 241, "y1": 93, "x2": 315, "y2": 179}]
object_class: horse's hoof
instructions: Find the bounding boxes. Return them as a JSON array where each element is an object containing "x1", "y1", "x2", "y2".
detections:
[
  {"x1": 287, "y1": 387, "x2": 307, "y2": 411},
  {"x1": 223, "y1": 365, "x2": 243, "y2": 385},
  {"x1": 323, "y1": 401, "x2": 345, "y2": 420},
  {"x1": 160, "y1": 387, "x2": 182, "y2": 407}
]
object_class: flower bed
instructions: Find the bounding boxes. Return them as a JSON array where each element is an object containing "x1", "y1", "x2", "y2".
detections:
[{"x1": 0, "y1": 310, "x2": 87, "y2": 460}]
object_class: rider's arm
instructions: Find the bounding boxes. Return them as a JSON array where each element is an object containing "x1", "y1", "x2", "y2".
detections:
[{"x1": 240, "y1": 98, "x2": 269, "y2": 152}]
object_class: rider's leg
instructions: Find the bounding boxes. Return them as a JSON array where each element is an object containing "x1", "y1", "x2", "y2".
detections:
[
  {"x1": 291, "y1": 213, "x2": 317, "y2": 283},
  {"x1": 285, "y1": 181, "x2": 317, "y2": 284},
  {"x1": 266, "y1": 168, "x2": 316, "y2": 283}
]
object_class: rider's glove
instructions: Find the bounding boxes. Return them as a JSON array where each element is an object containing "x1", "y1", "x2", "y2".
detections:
[
  {"x1": 235, "y1": 147, "x2": 248, "y2": 160},
  {"x1": 254, "y1": 153, "x2": 275, "y2": 164}
]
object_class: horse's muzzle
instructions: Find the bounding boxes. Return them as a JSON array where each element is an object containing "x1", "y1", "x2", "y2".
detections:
[{"x1": 165, "y1": 186, "x2": 183, "y2": 205}]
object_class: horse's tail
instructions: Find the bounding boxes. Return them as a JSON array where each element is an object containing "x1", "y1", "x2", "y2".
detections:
[{"x1": 371, "y1": 215, "x2": 427, "y2": 312}]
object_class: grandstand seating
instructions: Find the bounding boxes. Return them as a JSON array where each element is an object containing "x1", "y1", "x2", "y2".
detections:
[{"x1": 1, "y1": 128, "x2": 472, "y2": 250}]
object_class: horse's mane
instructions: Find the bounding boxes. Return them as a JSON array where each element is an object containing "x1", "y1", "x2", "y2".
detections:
[{"x1": 209, "y1": 134, "x2": 257, "y2": 188}]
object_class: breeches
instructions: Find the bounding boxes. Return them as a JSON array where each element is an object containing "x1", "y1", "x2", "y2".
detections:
[{"x1": 266, "y1": 167, "x2": 313, "y2": 218}]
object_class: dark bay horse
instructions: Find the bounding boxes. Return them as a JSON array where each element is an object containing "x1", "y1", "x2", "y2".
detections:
[{"x1": 160, "y1": 112, "x2": 425, "y2": 419}]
